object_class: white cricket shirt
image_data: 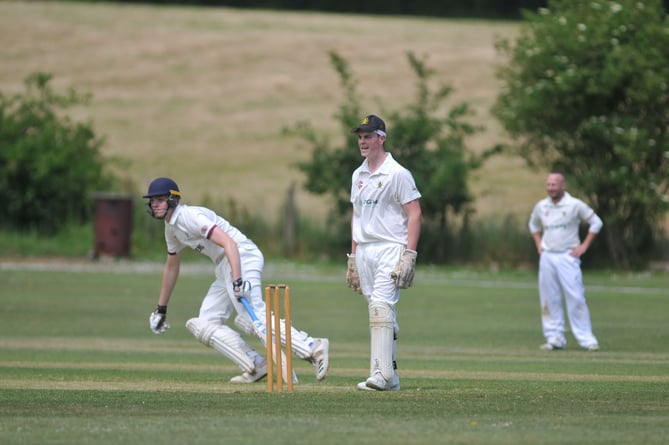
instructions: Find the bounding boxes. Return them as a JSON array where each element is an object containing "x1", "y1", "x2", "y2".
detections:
[
  {"x1": 528, "y1": 192, "x2": 602, "y2": 252},
  {"x1": 165, "y1": 204, "x2": 249, "y2": 263},
  {"x1": 351, "y1": 153, "x2": 421, "y2": 245}
]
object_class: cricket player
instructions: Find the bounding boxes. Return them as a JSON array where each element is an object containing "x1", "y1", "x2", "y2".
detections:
[
  {"x1": 346, "y1": 115, "x2": 422, "y2": 391},
  {"x1": 144, "y1": 177, "x2": 329, "y2": 382},
  {"x1": 529, "y1": 172, "x2": 602, "y2": 351}
]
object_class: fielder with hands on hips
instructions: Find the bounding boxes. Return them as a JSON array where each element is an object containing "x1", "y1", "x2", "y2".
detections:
[
  {"x1": 144, "y1": 177, "x2": 329, "y2": 383},
  {"x1": 529, "y1": 172, "x2": 602, "y2": 352},
  {"x1": 345, "y1": 115, "x2": 422, "y2": 391}
]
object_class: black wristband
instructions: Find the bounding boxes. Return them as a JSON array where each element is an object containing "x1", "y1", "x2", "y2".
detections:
[
  {"x1": 156, "y1": 305, "x2": 167, "y2": 314},
  {"x1": 232, "y1": 278, "x2": 243, "y2": 288}
]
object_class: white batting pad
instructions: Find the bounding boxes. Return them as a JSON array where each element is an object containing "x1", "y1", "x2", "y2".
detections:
[
  {"x1": 186, "y1": 317, "x2": 218, "y2": 344},
  {"x1": 369, "y1": 301, "x2": 395, "y2": 381},
  {"x1": 277, "y1": 319, "x2": 313, "y2": 359},
  {"x1": 234, "y1": 314, "x2": 255, "y2": 336},
  {"x1": 186, "y1": 318, "x2": 255, "y2": 373}
]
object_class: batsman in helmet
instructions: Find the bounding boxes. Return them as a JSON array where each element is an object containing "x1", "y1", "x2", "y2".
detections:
[{"x1": 144, "y1": 177, "x2": 329, "y2": 383}]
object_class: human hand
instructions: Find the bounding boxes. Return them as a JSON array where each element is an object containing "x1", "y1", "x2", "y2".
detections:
[
  {"x1": 149, "y1": 305, "x2": 170, "y2": 334},
  {"x1": 346, "y1": 254, "x2": 361, "y2": 294},
  {"x1": 390, "y1": 249, "x2": 417, "y2": 289},
  {"x1": 233, "y1": 278, "x2": 252, "y2": 301},
  {"x1": 570, "y1": 245, "x2": 587, "y2": 258}
]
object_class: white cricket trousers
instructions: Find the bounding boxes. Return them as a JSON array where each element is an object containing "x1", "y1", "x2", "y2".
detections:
[
  {"x1": 199, "y1": 239, "x2": 316, "y2": 359},
  {"x1": 356, "y1": 241, "x2": 402, "y2": 331},
  {"x1": 356, "y1": 242, "x2": 402, "y2": 306},
  {"x1": 538, "y1": 251, "x2": 598, "y2": 348},
  {"x1": 199, "y1": 239, "x2": 265, "y2": 324}
]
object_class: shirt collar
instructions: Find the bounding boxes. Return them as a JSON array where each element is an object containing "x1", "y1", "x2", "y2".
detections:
[
  {"x1": 361, "y1": 152, "x2": 393, "y2": 174},
  {"x1": 550, "y1": 191, "x2": 572, "y2": 206},
  {"x1": 166, "y1": 204, "x2": 183, "y2": 225}
]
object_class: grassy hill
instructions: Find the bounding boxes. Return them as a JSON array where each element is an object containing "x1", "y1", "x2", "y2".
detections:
[{"x1": 0, "y1": 1, "x2": 543, "y2": 223}]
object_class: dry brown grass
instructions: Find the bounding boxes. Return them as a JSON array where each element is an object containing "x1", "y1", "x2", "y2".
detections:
[{"x1": 0, "y1": 1, "x2": 545, "y2": 222}]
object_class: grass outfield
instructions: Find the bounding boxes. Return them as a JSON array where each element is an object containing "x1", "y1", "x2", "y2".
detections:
[{"x1": 1, "y1": 262, "x2": 668, "y2": 444}]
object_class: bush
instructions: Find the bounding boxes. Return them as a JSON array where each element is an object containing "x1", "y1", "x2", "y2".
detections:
[
  {"x1": 294, "y1": 51, "x2": 500, "y2": 263},
  {"x1": 493, "y1": 0, "x2": 669, "y2": 269},
  {"x1": 0, "y1": 73, "x2": 118, "y2": 234}
]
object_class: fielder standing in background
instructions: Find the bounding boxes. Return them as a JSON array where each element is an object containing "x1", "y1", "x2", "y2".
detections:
[
  {"x1": 143, "y1": 177, "x2": 329, "y2": 383},
  {"x1": 346, "y1": 115, "x2": 422, "y2": 391},
  {"x1": 529, "y1": 172, "x2": 602, "y2": 352}
]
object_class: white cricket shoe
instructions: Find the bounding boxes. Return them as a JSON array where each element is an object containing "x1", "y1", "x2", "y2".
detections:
[
  {"x1": 586, "y1": 344, "x2": 600, "y2": 352},
  {"x1": 309, "y1": 338, "x2": 330, "y2": 380},
  {"x1": 540, "y1": 343, "x2": 564, "y2": 351},
  {"x1": 356, "y1": 381, "x2": 375, "y2": 391},
  {"x1": 230, "y1": 360, "x2": 268, "y2": 383},
  {"x1": 363, "y1": 371, "x2": 400, "y2": 391}
]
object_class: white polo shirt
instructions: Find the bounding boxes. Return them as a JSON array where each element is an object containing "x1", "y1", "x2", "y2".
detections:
[
  {"x1": 528, "y1": 192, "x2": 603, "y2": 252},
  {"x1": 165, "y1": 204, "x2": 248, "y2": 263},
  {"x1": 351, "y1": 153, "x2": 421, "y2": 245}
]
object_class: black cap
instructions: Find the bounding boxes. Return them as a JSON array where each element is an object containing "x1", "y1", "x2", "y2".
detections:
[{"x1": 352, "y1": 114, "x2": 386, "y2": 133}]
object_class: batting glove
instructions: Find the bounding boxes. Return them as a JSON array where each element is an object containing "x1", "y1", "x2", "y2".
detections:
[
  {"x1": 149, "y1": 305, "x2": 170, "y2": 334},
  {"x1": 346, "y1": 254, "x2": 362, "y2": 294},
  {"x1": 391, "y1": 249, "x2": 417, "y2": 289},
  {"x1": 233, "y1": 278, "x2": 252, "y2": 301}
]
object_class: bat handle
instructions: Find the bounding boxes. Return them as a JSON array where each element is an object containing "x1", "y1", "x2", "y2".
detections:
[{"x1": 239, "y1": 297, "x2": 260, "y2": 322}]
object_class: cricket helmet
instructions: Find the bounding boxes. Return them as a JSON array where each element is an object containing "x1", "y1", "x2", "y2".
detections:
[
  {"x1": 143, "y1": 177, "x2": 181, "y2": 199},
  {"x1": 143, "y1": 177, "x2": 181, "y2": 218}
]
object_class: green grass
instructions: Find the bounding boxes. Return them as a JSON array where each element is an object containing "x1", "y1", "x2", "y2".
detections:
[{"x1": 1, "y1": 263, "x2": 668, "y2": 444}]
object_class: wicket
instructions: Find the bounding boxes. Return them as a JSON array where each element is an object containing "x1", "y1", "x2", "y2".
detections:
[{"x1": 265, "y1": 284, "x2": 293, "y2": 392}]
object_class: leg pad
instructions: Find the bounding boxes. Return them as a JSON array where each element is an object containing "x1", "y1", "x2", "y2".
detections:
[
  {"x1": 186, "y1": 318, "x2": 255, "y2": 373},
  {"x1": 369, "y1": 302, "x2": 394, "y2": 381}
]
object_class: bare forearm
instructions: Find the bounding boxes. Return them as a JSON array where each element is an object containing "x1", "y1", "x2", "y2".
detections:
[
  {"x1": 158, "y1": 255, "x2": 180, "y2": 306},
  {"x1": 532, "y1": 232, "x2": 543, "y2": 254},
  {"x1": 224, "y1": 242, "x2": 242, "y2": 280},
  {"x1": 209, "y1": 226, "x2": 242, "y2": 280},
  {"x1": 404, "y1": 200, "x2": 422, "y2": 251},
  {"x1": 350, "y1": 215, "x2": 357, "y2": 254},
  {"x1": 572, "y1": 231, "x2": 598, "y2": 257},
  {"x1": 582, "y1": 231, "x2": 597, "y2": 250},
  {"x1": 406, "y1": 215, "x2": 421, "y2": 251}
]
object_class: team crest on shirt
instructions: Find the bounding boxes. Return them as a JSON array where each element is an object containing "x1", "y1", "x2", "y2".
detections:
[
  {"x1": 376, "y1": 181, "x2": 383, "y2": 188},
  {"x1": 200, "y1": 225, "x2": 208, "y2": 236},
  {"x1": 357, "y1": 179, "x2": 364, "y2": 189}
]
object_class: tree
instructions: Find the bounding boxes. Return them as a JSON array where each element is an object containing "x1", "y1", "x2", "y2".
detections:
[
  {"x1": 0, "y1": 73, "x2": 117, "y2": 233},
  {"x1": 493, "y1": 0, "x2": 669, "y2": 268},
  {"x1": 295, "y1": 51, "x2": 498, "y2": 262}
]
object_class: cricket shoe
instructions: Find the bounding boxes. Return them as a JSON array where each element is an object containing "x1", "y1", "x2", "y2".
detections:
[
  {"x1": 585, "y1": 344, "x2": 600, "y2": 352},
  {"x1": 309, "y1": 338, "x2": 330, "y2": 380},
  {"x1": 356, "y1": 381, "x2": 375, "y2": 391},
  {"x1": 230, "y1": 360, "x2": 268, "y2": 383},
  {"x1": 540, "y1": 343, "x2": 565, "y2": 351},
  {"x1": 363, "y1": 371, "x2": 400, "y2": 391}
]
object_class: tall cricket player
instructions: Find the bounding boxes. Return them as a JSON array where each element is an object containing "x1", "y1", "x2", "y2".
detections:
[
  {"x1": 529, "y1": 172, "x2": 602, "y2": 351},
  {"x1": 346, "y1": 115, "x2": 422, "y2": 391}
]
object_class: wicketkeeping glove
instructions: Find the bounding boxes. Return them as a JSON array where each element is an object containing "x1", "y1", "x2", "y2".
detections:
[
  {"x1": 149, "y1": 305, "x2": 170, "y2": 334},
  {"x1": 390, "y1": 249, "x2": 417, "y2": 289},
  {"x1": 346, "y1": 254, "x2": 362, "y2": 294},
  {"x1": 233, "y1": 278, "x2": 252, "y2": 301}
]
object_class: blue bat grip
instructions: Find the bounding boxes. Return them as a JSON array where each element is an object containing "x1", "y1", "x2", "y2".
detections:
[{"x1": 239, "y1": 296, "x2": 260, "y2": 322}]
